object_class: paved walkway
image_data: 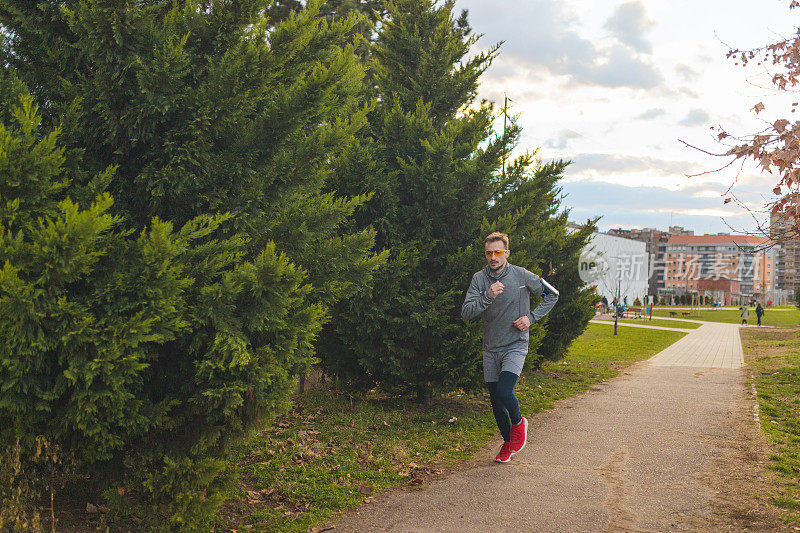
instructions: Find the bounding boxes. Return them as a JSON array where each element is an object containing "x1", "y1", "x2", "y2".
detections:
[
  {"x1": 329, "y1": 320, "x2": 749, "y2": 532},
  {"x1": 649, "y1": 322, "x2": 743, "y2": 369},
  {"x1": 589, "y1": 319, "x2": 697, "y2": 333},
  {"x1": 638, "y1": 316, "x2": 704, "y2": 324}
]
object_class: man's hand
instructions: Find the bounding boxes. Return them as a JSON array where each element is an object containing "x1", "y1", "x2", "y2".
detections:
[
  {"x1": 513, "y1": 315, "x2": 531, "y2": 331},
  {"x1": 489, "y1": 281, "x2": 504, "y2": 298}
]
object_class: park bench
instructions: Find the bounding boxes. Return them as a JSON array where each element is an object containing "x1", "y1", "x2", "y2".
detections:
[
  {"x1": 625, "y1": 307, "x2": 642, "y2": 319},
  {"x1": 669, "y1": 311, "x2": 677, "y2": 317},
  {"x1": 681, "y1": 311, "x2": 691, "y2": 317}
]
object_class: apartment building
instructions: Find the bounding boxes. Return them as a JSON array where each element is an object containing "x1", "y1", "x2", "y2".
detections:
[
  {"x1": 663, "y1": 234, "x2": 777, "y2": 302},
  {"x1": 770, "y1": 196, "x2": 800, "y2": 296},
  {"x1": 608, "y1": 226, "x2": 692, "y2": 296}
]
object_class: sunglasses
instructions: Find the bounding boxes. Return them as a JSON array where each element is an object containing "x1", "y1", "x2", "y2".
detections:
[{"x1": 484, "y1": 250, "x2": 508, "y2": 258}]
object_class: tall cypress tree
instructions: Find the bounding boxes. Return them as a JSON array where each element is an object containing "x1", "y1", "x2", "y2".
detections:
[
  {"x1": 320, "y1": 0, "x2": 595, "y2": 399},
  {"x1": 319, "y1": 0, "x2": 507, "y2": 400}
]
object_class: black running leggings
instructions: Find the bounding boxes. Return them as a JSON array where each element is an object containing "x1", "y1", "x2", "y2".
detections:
[{"x1": 486, "y1": 371, "x2": 522, "y2": 442}]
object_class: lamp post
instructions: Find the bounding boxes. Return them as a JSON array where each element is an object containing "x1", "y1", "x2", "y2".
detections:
[{"x1": 614, "y1": 274, "x2": 621, "y2": 335}]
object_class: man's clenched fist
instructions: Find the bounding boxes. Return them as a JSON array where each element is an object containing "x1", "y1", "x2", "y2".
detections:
[{"x1": 489, "y1": 281, "x2": 504, "y2": 298}]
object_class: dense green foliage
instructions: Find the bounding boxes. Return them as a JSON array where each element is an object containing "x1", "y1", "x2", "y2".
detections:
[
  {"x1": 0, "y1": 0, "x2": 383, "y2": 303},
  {"x1": 319, "y1": 0, "x2": 595, "y2": 398},
  {"x1": 318, "y1": 0, "x2": 501, "y2": 399},
  {"x1": 0, "y1": 93, "x2": 330, "y2": 528},
  {"x1": 0, "y1": 0, "x2": 383, "y2": 527}
]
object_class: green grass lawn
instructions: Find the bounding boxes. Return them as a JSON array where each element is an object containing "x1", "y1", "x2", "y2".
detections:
[
  {"x1": 593, "y1": 317, "x2": 703, "y2": 329},
  {"x1": 216, "y1": 323, "x2": 686, "y2": 532},
  {"x1": 652, "y1": 308, "x2": 800, "y2": 327},
  {"x1": 741, "y1": 328, "x2": 800, "y2": 525}
]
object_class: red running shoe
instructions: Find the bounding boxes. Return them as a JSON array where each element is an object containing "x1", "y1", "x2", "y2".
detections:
[
  {"x1": 494, "y1": 441, "x2": 512, "y2": 463},
  {"x1": 510, "y1": 416, "x2": 528, "y2": 454}
]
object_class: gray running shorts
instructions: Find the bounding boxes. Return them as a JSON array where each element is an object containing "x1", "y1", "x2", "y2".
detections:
[{"x1": 483, "y1": 347, "x2": 528, "y2": 382}]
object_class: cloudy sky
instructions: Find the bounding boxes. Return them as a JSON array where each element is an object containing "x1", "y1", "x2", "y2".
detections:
[{"x1": 454, "y1": 0, "x2": 799, "y2": 235}]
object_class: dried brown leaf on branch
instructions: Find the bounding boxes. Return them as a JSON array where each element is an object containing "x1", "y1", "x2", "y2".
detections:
[{"x1": 700, "y1": 12, "x2": 800, "y2": 242}]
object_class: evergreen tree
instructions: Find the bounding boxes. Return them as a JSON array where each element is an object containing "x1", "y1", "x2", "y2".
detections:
[
  {"x1": 320, "y1": 0, "x2": 595, "y2": 398},
  {"x1": 320, "y1": 0, "x2": 505, "y2": 400},
  {"x1": 0, "y1": 88, "x2": 331, "y2": 527},
  {"x1": 0, "y1": 0, "x2": 385, "y2": 524},
  {"x1": 0, "y1": 0, "x2": 384, "y2": 308}
]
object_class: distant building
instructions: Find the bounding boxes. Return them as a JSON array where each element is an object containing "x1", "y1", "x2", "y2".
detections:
[
  {"x1": 697, "y1": 276, "x2": 742, "y2": 306},
  {"x1": 607, "y1": 226, "x2": 693, "y2": 296},
  {"x1": 663, "y1": 234, "x2": 777, "y2": 302},
  {"x1": 770, "y1": 196, "x2": 800, "y2": 298},
  {"x1": 580, "y1": 231, "x2": 650, "y2": 305}
]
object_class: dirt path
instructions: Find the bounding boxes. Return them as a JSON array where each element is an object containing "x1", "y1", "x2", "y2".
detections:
[{"x1": 328, "y1": 323, "x2": 786, "y2": 532}]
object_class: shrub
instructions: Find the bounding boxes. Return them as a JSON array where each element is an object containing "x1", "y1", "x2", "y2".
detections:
[{"x1": 0, "y1": 97, "x2": 323, "y2": 529}]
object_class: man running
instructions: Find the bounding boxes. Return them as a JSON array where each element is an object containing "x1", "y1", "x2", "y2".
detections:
[{"x1": 461, "y1": 232, "x2": 559, "y2": 463}]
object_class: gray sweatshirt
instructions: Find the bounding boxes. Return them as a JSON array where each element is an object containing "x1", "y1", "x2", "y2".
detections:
[{"x1": 461, "y1": 263, "x2": 559, "y2": 351}]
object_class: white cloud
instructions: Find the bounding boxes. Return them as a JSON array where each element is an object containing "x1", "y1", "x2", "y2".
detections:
[
  {"x1": 464, "y1": 0, "x2": 663, "y2": 90},
  {"x1": 679, "y1": 109, "x2": 711, "y2": 126},
  {"x1": 567, "y1": 154, "x2": 698, "y2": 177},
  {"x1": 604, "y1": 1, "x2": 654, "y2": 54},
  {"x1": 456, "y1": 0, "x2": 796, "y2": 234},
  {"x1": 636, "y1": 108, "x2": 666, "y2": 120},
  {"x1": 545, "y1": 129, "x2": 583, "y2": 149},
  {"x1": 675, "y1": 64, "x2": 701, "y2": 82}
]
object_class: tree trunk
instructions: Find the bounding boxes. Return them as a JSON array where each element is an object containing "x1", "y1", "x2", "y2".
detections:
[{"x1": 416, "y1": 384, "x2": 433, "y2": 406}]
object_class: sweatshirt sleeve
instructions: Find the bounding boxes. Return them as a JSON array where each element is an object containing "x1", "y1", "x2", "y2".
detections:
[
  {"x1": 461, "y1": 273, "x2": 493, "y2": 322},
  {"x1": 524, "y1": 269, "x2": 559, "y2": 322}
]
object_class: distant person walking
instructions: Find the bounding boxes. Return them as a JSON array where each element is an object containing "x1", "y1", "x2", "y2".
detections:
[
  {"x1": 462, "y1": 232, "x2": 559, "y2": 463},
  {"x1": 740, "y1": 304, "x2": 749, "y2": 325},
  {"x1": 756, "y1": 303, "x2": 764, "y2": 326}
]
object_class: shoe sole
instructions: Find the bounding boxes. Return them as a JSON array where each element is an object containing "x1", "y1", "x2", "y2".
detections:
[
  {"x1": 511, "y1": 417, "x2": 528, "y2": 455},
  {"x1": 494, "y1": 456, "x2": 512, "y2": 463}
]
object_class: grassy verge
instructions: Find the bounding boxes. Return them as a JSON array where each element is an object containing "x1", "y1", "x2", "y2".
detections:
[
  {"x1": 216, "y1": 323, "x2": 685, "y2": 532},
  {"x1": 652, "y1": 308, "x2": 800, "y2": 327},
  {"x1": 741, "y1": 327, "x2": 800, "y2": 525},
  {"x1": 592, "y1": 317, "x2": 702, "y2": 329}
]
